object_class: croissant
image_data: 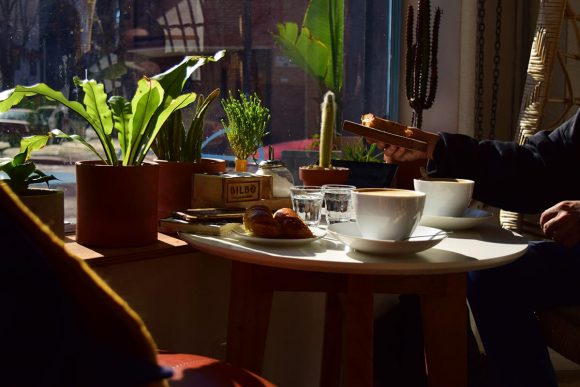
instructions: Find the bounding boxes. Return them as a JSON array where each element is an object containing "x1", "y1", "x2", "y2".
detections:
[
  {"x1": 243, "y1": 205, "x2": 313, "y2": 239},
  {"x1": 273, "y1": 208, "x2": 314, "y2": 239},
  {"x1": 243, "y1": 205, "x2": 282, "y2": 238}
]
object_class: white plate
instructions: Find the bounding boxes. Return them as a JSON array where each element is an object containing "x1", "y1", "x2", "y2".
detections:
[
  {"x1": 232, "y1": 226, "x2": 326, "y2": 246},
  {"x1": 327, "y1": 223, "x2": 447, "y2": 255},
  {"x1": 419, "y1": 208, "x2": 493, "y2": 230}
]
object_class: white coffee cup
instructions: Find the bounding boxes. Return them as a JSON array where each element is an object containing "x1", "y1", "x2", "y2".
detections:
[
  {"x1": 413, "y1": 178, "x2": 474, "y2": 217},
  {"x1": 352, "y1": 188, "x2": 426, "y2": 241}
]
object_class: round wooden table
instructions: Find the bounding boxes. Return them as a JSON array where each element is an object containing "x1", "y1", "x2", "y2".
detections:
[{"x1": 180, "y1": 222, "x2": 528, "y2": 387}]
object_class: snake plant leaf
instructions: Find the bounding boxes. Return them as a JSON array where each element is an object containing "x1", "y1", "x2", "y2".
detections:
[
  {"x1": 109, "y1": 96, "x2": 132, "y2": 161},
  {"x1": 137, "y1": 92, "x2": 198, "y2": 165},
  {"x1": 184, "y1": 88, "x2": 220, "y2": 162}
]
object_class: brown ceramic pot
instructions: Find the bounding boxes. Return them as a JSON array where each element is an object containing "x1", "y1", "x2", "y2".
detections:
[
  {"x1": 156, "y1": 158, "x2": 226, "y2": 220},
  {"x1": 75, "y1": 160, "x2": 159, "y2": 248},
  {"x1": 298, "y1": 166, "x2": 350, "y2": 186},
  {"x1": 19, "y1": 188, "x2": 64, "y2": 239}
]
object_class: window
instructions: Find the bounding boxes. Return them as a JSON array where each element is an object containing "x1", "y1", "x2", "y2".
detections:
[{"x1": 0, "y1": 0, "x2": 400, "y2": 222}]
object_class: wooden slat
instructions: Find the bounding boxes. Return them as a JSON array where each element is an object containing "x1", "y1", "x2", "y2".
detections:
[{"x1": 342, "y1": 120, "x2": 428, "y2": 152}]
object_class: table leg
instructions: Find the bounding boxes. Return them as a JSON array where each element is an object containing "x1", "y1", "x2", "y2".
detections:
[
  {"x1": 226, "y1": 261, "x2": 273, "y2": 373},
  {"x1": 320, "y1": 292, "x2": 343, "y2": 387},
  {"x1": 343, "y1": 275, "x2": 374, "y2": 387},
  {"x1": 420, "y1": 273, "x2": 468, "y2": 387}
]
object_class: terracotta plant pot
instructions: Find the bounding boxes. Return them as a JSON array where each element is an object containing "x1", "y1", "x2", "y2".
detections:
[
  {"x1": 19, "y1": 188, "x2": 64, "y2": 239},
  {"x1": 298, "y1": 166, "x2": 350, "y2": 186},
  {"x1": 75, "y1": 160, "x2": 159, "y2": 248},
  {"x1": 156, "y1": 158, "x2": 226, "y2": 220}
]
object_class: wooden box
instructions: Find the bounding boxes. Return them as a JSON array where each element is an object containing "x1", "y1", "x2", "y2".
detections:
[{"x1": 192, "y1": 172, "x2": 273, "y2": 208}]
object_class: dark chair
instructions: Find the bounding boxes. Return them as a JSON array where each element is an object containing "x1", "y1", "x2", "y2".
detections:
[
  {"x1": 0, "y1": 181, "x2": 275, "y2": 387},
  {"x1": 498, "y1": 0, "x2": 580, "y2": 367}
]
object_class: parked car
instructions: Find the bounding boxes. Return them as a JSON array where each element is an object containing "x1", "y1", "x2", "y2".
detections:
[
  {"x1": 0, "y1": 108, "x2": 45, "y2": 148},
  {"x1": 0, "y1": 119, "x2": 33, "y2": 147},
  {"x1": 0, "y1": 109, "x2": 43, "y2": 134}
]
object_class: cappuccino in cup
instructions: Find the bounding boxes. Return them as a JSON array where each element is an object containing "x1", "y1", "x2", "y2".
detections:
[{"x1": 352, "y1": 188, "x2": 426, "y2": 240}]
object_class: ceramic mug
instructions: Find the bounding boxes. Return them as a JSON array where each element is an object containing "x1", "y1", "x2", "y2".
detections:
[
  {"x1": 413, "y1": 178, "x2": 474, "y2": 217},
  {"x1": 352, "y1": 188, "x2": 426, "y2": 240}
]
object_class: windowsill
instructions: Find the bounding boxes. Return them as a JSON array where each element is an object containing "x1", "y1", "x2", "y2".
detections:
[{"x1": 64, "y1": 232, "x2": 194, "y2": 267}]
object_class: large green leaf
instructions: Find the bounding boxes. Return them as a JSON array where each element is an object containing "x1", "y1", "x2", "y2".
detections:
[
  {"x1": 0, "y1": 84, "x2": 87, "y2": 119},
  {"x1": 304, "y1": 0, "x2": 343, "y2": 91},
  {"x1": 153, "y1": 50, "x2": 226, "y2": 103},
  {"x1": 125, "y1": 78, "x2": 165, "y2": 165},
  {"x1": 274, "y1": 24, "x2": 329, "y2": 86},
  {"x1": 76, "y1": 78, "x2": 117, "y2": 164},
  {"x1": 273, "y1": 0, "x2": 343, "y2": 94},
  {"x1": 109, "y1": 96, "x2": 132, "y2": 161}
]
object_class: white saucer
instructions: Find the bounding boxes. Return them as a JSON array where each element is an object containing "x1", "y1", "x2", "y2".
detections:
[
  {"x1": 419, "y1": 208, "x2": 493, "y2": 230},
  {"x1": 232, "y1": 226, "x2": 326, "y2": 246},
  {"x1": 327, "y1": 223, "x2": 447, "y2": 255}
]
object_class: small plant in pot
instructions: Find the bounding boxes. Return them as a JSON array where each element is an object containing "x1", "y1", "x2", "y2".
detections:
[
  {"x1": 0, "y1": 135, "x2": 64, "y2": 238},
  {"x1": 299, "y1": 91, "x2": 349, "y2": 186},
  {"x1": 0, "y1": 50, "x2": 225, "y2": 247},
  {"x1": 332, "y1": 138, "x2": 398, "y2": 188},
  {"x1": 221, "y1": 90, "x2": 270, "y2": 172},
  {"x1": 151, "y1": 88, "x2": 227, "y2": 220}
]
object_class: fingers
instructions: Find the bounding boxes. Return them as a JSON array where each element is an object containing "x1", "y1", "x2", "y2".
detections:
[{"x1": 541, "y1": 204, "x2": 580, "y2": 246}]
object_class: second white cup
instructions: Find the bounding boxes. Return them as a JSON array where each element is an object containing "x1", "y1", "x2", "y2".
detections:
[{"x1": 413, "y1": 178, "x2": 474, "y2": 217}]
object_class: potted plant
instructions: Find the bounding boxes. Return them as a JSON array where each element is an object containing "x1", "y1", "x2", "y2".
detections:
[
  {"x1": 220, "y1": 90, "x2": 270, "y2": 172},
  {"x1": 151, "y1": 88, "x2": 226, "y2": 220},
  {"x1": 0, "y1": 51, "x2": 225, "y2": 247},
  {"x1": 332, "y1": 138, "x2": 399, "y2": 188},
  {"x1": 0, "y1": 135, "x2": 64, "y2": 238},
  {"x1": 298, "y1": 91, "x2": 349, "y2": 186}
]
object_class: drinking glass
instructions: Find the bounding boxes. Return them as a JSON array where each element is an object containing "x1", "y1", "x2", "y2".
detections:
[
  {"x1": 289, "y1": 186, "x2": 323, "y2": 227},
  {"x1": 322, "y1": 184, "x2": 356, "y2": 224}
]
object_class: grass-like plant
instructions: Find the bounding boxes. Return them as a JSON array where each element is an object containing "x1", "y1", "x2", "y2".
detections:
[
  {"x1": 0, "y1": 50, "x2": 225, "y2": 166},
  {"x1": 221, "y1": 91, "x2": 270, "y2": 161}
]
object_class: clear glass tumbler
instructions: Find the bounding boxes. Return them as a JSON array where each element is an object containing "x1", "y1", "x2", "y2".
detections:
[
  {"x1": 289, "y1": 185, "x2": 324, "y2": 227},
  {"x1": 322, "y1": 184, "x2": 356, "y2": 224}
]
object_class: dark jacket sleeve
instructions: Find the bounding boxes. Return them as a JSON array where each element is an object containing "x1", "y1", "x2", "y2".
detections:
[{"x1": 427, "y1": 109, "x2": 580, "y2": 214}]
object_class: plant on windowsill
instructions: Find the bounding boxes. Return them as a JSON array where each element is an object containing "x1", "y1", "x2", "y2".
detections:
[
  {"x1": 220, "y1": 90, "x2": 270, "y2": 172},
  {"x1": 0, "y1": 135, "x2": 64, "y2": 238},
  {"x1": 151, "y1": 88, "x2": 227, "y2": 220},
  {"x1": 299, "y1": 91, "x2": 349, "y2": 186},
  {"x1": 0, "y1": 50, "x2": 226, "y2": 247},
  {"x1": 332, "y1": 137, "x2": 399, "y2": 188}
]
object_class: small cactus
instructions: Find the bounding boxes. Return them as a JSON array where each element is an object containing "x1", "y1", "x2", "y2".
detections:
[
  {"x1": 318, "y1": 91, "x2": 336, "y2": 168},
  {"x1": 406, "y1": 0, "x2": 441, "y2": 129}
]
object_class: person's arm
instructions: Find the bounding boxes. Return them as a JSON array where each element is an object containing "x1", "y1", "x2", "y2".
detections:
[
  {"x1": 376, "y1": 109, "x2": 580, "y2": 213},
  {"x1": 540, "y1": 200, "x2": 580, "y2": 246}
]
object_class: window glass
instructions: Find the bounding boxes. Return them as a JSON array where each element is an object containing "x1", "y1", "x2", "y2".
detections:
[{"x1": 0, "y1": 0, "x2": 397, "y2": 223}]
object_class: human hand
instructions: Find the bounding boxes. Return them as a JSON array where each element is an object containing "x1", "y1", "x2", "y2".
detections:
[
  {"x1": 540, "y1": 200, "x2": 580, "y2": 246},
  {"x1": 381, "y1": 144, "x2": 429, "y2": 163},
  {"x1": 368, "y1": 129, "x2": 440, "y2": 163}
]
